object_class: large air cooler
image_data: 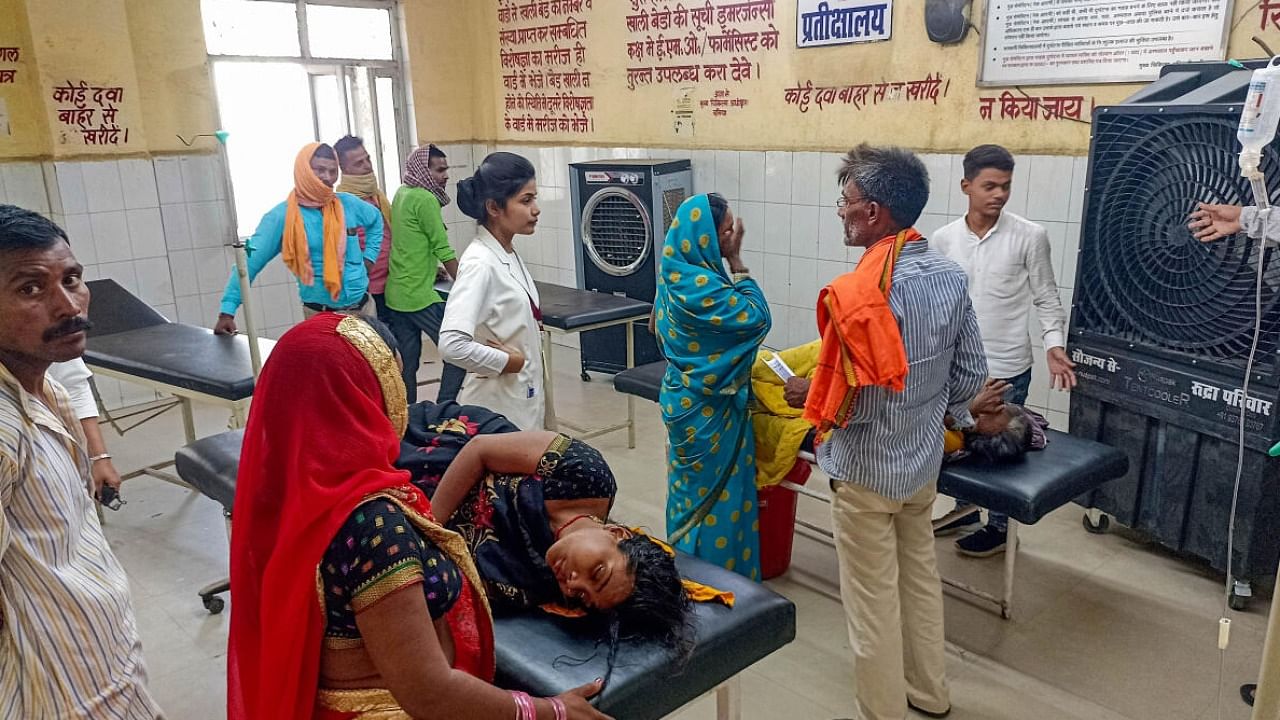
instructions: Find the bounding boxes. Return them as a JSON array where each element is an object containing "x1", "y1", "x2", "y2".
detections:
[
  {"x1": 1071, "y1": 59, "x2": 1280, "y2": 597},
  {"x1": 570, "y1": 160, "x2": 692, "y2": 375}
]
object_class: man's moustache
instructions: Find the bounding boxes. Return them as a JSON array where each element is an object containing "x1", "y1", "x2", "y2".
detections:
[{"x1": 44, "y1": 316, "x2": 93, "y2": 341}]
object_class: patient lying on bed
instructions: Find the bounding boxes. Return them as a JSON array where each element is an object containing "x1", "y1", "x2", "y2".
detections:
[
  {"x1": 396, "y1": 401, "x2": 702, "y2": 663},
  {"x1": 750, "y1": 341, "x2": 1046, "y2": 488}
]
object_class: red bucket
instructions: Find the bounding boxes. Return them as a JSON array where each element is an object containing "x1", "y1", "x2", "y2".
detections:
[{"x1": 758, "y1": 459, "x2": 811, "y2": 580}]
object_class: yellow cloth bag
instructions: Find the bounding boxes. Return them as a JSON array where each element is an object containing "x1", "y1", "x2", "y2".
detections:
[{"x1": 750, "y1": 340, "x2": 822, "y2": 488}]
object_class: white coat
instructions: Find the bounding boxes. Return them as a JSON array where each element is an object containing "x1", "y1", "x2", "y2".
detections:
[{"x1": 439, "y1": 227, "x2": 546, "y2": 430}]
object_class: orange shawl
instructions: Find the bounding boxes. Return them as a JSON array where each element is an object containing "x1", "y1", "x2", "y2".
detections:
[
  {"x1": 282, "y1": 143, "x2": 346, "y2": 300},
  {"x1": 803, "y1": 228, "x2": 922, "y2": 434}
]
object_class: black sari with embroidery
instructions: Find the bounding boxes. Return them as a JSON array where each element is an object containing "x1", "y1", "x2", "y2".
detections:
[{"x1": 396, "y1": 401, "x2": 617, "y2": 612}]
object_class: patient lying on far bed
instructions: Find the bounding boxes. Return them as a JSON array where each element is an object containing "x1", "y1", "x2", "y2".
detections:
[{"x1": 750, "y1": 340, "x2": 1047, "y2": 488}]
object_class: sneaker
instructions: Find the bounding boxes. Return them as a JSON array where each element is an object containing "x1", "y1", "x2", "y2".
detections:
[
  {"x1": 933, "y1": 509, "x2": 980, "y2": 537},
  {"x1": 956, "y1": 525, "x2": 1008, "y2": 557}
]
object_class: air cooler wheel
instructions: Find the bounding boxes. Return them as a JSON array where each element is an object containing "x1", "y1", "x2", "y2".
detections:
[
  {"x1": 581, "y1": 371, "x2": 591, "y2": 382},
  {"x1": 1230, "y1": 580, "x2": 1252, "y2": 611},
  {"x1": 1082, "y1": 513, "x2": 1110, "y2": 534}
]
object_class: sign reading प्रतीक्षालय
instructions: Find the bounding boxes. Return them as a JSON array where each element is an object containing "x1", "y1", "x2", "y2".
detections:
[
  {"x1": 979, "y1": 0, "x2": 1231, "y2": 86},
  {"x1": 797, "y1": 0, "x2": 892, "y2": 48}
]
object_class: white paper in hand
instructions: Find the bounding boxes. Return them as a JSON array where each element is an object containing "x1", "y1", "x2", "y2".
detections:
[{"x1": 764, "y1": 352, "x2": 795, "y2": 381}]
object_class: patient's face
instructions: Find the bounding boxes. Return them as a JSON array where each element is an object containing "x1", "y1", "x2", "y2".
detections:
[
  {"x1": 973, "y1": 408, "x2": 1013, "y2": 436},
  {"x1": 546, "y1": 524, "x2": 636, "y2": 611}
]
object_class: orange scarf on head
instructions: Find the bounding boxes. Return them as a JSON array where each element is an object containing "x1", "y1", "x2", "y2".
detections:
[
  {"x1": 803, "y1": 228, "x2": 922, "y2": 434},
  {"x1": 282, "y1": 142, "x2": 346, "y2": 300}
]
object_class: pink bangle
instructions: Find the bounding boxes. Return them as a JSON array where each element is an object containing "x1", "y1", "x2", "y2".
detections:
[
  {"x1": 550, "y1": 696, "x2": 567, "y2": 720},
  {"x1": 510, "y1": 691, "x2": 535, "y2": 720}
]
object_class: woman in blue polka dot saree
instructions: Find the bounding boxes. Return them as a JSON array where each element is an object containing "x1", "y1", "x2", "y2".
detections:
[{"x1": 654, "y1": 193, "x2": 772, "y2": 580}]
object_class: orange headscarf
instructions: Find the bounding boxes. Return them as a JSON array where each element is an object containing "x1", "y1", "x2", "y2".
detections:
[
  {"x1": 282, "y1": 143, "x2": 346, "y2": 300},
  {"x1": 803, "y1": 228, "x2": 922, "y2": 434}
]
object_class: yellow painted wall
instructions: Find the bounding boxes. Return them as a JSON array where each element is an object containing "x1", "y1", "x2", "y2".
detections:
[
  {"x1": 126, "y1": 0, "x2": 217, "y2": 155},
  {"x1": 403, "y1": 0, "x2": 495, "y2": 144},
  {"x1": 413, "y1": 0, "x2": 1280, "y2": 155},
  {"x1": 0, "y1": 0, "x2": 51, "y2": 158},
  {"x1": 0, "y1": 0, "x2": 216, "y2": 160}
]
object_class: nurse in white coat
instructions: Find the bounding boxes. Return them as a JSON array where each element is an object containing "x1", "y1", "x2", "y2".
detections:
[{"x1": 439, "y1": 152, "x2": 546, "y2": 430}]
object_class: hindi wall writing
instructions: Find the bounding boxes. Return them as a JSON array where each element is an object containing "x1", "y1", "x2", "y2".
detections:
[
  {"x1": 0, "y1": 48, "x2": 19, "y2": 84},
  {"x1": 498, "y1": 0, "x2": 597, "y2": 135},
  {"x1": 624, "y1": 0, "x2": 780, "y2": 92},
  {"x1": 51, "y1": 80, "x2": 130, "y2": 145},
  {"x1": 979, "y1": 0, "x2": 1230, "y2": 86},
  {"x1": 796, "y1": 0, "x2": 892, "y2": 49},
  {"x1": 783, "y1": 73, "x2": 948, "y2": 113},
  {"x1": 978, "y1": 91, "x2": 1094, "y2": 121}
]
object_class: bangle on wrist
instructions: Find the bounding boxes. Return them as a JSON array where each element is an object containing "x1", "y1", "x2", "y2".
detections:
[{"x1": 89, "y1": 453, "x2": 112, "y2": 463}]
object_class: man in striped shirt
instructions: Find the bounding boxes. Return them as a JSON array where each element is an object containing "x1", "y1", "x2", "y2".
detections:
[
  {"x1": 819, "y1": 147, "x2": 987, "y2": 720},
  {"x1": 0, "y1": 205, "x2": 160, "y2": 718}
]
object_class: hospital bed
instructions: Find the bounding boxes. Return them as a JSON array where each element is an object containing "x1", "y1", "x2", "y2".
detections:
[
  {"x1": 174, "y1": 430, "x2": 796, "y2": 719},
  {"x1": 613, "y1": 360, "x2": 1129, "y2": 619}
]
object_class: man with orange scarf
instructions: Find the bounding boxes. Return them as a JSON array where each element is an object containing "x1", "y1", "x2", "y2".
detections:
[
  {"x1": 213, "y1": 143, "x2": 385, "y2": 334},
  {"x1": 809, "y1": 145, "x2": 986, "y2": 720}
]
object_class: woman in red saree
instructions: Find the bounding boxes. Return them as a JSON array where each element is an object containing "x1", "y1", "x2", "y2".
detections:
[{"x1": 227, "y1": 313, "x2": 608, "y2": 719}]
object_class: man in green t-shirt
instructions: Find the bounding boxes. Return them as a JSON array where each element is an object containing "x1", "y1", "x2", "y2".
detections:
[{"x1": 386, "y1": 145, "x2": 465, "y2": 404}]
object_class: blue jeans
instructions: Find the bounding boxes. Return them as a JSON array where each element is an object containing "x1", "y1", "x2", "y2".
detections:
[{"x1": 955, "y1": 369, "x2": 1031, "y2": 533}]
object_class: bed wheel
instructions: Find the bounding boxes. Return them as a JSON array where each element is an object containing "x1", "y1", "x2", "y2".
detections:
[
  {"x1": 1082, "y1": 513, "x2": 1110, "y2": 534},
  {"x1": 1230, "y1": 592, "x2": 1250, "y2": 612},
  {"x1": 202, "y1": 594, "x2": 225, "y2": 615}
]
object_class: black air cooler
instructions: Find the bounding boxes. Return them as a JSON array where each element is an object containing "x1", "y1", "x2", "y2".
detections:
[{"x1": 1071, "y1": 60, "x2": 1280, "y2": 592}]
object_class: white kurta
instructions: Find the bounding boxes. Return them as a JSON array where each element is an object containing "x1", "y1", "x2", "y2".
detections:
[{"x1": 439, "y1": 228, "x2": 546, "y2": 430}]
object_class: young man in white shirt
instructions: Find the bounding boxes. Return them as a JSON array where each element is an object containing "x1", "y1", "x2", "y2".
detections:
[{"x1": 931, "y1": 145, "x2": 1077, "y2": 557}]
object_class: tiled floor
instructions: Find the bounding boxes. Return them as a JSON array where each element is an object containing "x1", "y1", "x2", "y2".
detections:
[{"x1": 97, "y1": 344, "x2": 1269, "y2": 719}]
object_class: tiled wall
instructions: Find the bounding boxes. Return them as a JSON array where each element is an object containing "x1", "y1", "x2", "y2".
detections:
[
  {"x1": 0, "y1": 143, "x2": 1084, "y2": 428},
  {"x1": 0, "y1": 152, "x2": 299, "y2": 411}
]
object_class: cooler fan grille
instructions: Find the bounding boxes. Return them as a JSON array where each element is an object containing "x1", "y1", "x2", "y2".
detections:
[
  {"x1": 1076, "y1": 110, "x2": 1280, "y2": 375},
  {"x1": 582, "y1": 189, "x2": 652, "y2": 276}
]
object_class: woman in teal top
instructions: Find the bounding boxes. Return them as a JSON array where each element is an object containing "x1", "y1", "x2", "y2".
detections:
[{"x1": 653, "y1": 193, "x2": 772, "y2": 580}]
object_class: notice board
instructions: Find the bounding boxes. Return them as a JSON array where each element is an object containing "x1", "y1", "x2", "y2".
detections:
[{"x1": 978, "y1": 0, "x2": 1233, "y2": 87}]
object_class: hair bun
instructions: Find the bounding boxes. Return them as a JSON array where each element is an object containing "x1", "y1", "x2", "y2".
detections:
[{"x1": 456, "y1": 176, "x2": 484, "y2": 220}]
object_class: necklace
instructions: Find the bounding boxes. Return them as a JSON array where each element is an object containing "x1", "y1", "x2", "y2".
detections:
[{"x1": 553, "y1": 513, "x2": 602, "y2": 540}]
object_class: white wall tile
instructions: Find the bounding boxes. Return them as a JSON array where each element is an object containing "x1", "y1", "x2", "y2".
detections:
[
  {"x1": 788, "y1": 256, "x2": 818, "y2": 308},
  {"x1": 1025, "y1": 352, "x2": 1051, "y2": 408},
  {"x1": 788, "y1": 306, "x2": 818, "y2": 347},
  {"x1": 82, "y1": 161, "x2": 125, "y2": 213},
  {"x1": 763, "y1": 202, "x2": 791, "y2": 255},
  {"x1": 741, "y1": 250, "x2": 763, "y2": 277},
  {"x1": 64, "y1": 214, "x2": 96, "y2": 265},
  {"x1": 818, "y1": 207, "x2": 846, "y2": 262},
  {"x1": 921, "y1": 153, "x2": 954, "y2": 217},
  {"x1": 691, "y1": 150, "x2": 715, "y2": 194},
  {"x1": 1, "y1": 162, "x2": 49, "y2": 213},
  {"x1": 133, "y1": 257, "x2": 174, "y2": 306},
  {"x1": 791, "y1": 151, "x2": 821, "y2": 206},
  {"x1": 194, "y1": 247, "x2": 230, "y2": 295},
  {"x1": 181, "y1": 155, "x2": 220, "y2": 203},
  {"x1": 764, "y1": 151, "x2": 792, "y2": 202},
  {"x1": 760, "y1": 252, "x2": 790, "y2": 306},
  {"x1": 816, "y1": 257, "x2": 843, "y2": 289},
  {"x1": 916, "y1": 212, "x2": 951, "y2": 238},
  {"x1": 1042, "y1": 220, "x2": 1067, "y2": 285},
  {"x1": 174, "y1": 295, "x2": 204, "y2": 326},
  {"x1": 790, "y1": 204, "x2": 820, "y2": 259},
  {"x1": 80, "y1": 264, "x2": 100, "y2": 282},
  {"x1": 168, "y1": 249, "x2": 199, "y2": 297},
  {"x1": 0, "y1": 163, "x2": 9, "y2": 202},
  {"x1": 41, "y1": 163, "x2": 60, "y2": 215},
  {"x1": 187, "y1": 201, "x2": 229, "y2": 248},
  {"x1": 1068, "y1": 155, "x2": 1089, "y2": 224},
  {"x1": 736, "y1": 200, "x2": 765, "y2": 254},
  {"x1": 160, "y1": 204, "x2": 192, "y2": 251},
  {"x1": 89, "y1": 211, "x2": 131, "y2": 264},
  {"x1": 1024, "y1": 155, "x2": 1074, "y2": 222},
  {"x1": 521, "y1": 232, "x2": 545, "y2": 265},
  {"x1": 819, "y1": 152, "x2": 843, "y2": 209},
  {"x1": 946, "y1": 155, "x2": 969, "y2": 216},
  {"x1": 714, "y1": 150, "x2": 740, "y2": 200},
  {"x1": 98, "y1": 259, "x2": 139, "y2": 297},
  {"x1": 55, "y1": 162, "x2": 88, "y2": 214},
  {"x1": 1004, "y1": 159, "x2": 1030, "y2": 219},
  {"x1": 126, "y1": 207, "x2": 167, "y2": 258},
  {"x1": 765, "y1": 308, "x2": 789, "y2": 349},
  {"x1": 118, "y1": 158, "x2": 158, "y2": 209},
  {"x1": 1062, "y1": 222, "x2": 1081, "y2": 289},
  {"x1": 739, "y1": 151, "x2": 765, "y2": 202},
  {"x1": 260, "y1": 283, "x2": 295, "y2": 328},
  {"x1": 155, "y1": 158, "x2": 185, "y2": 205}
]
